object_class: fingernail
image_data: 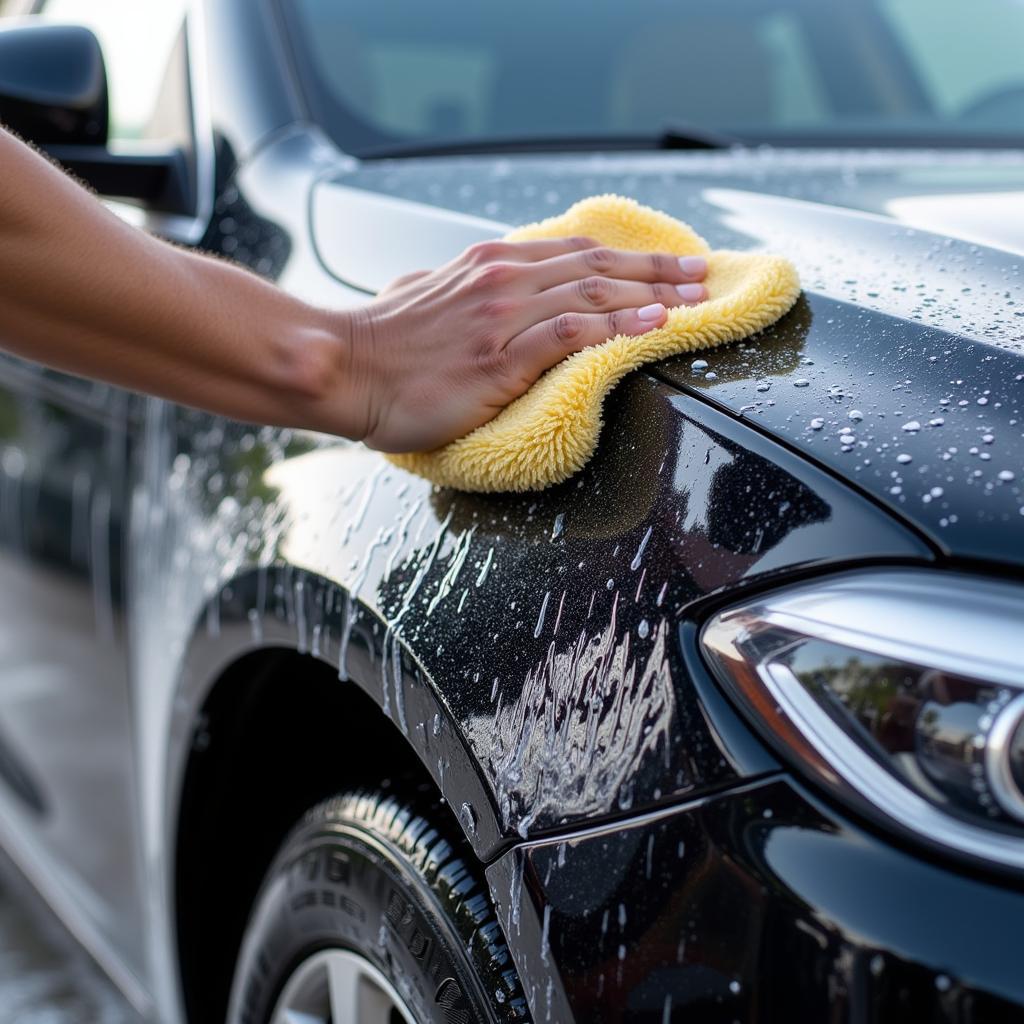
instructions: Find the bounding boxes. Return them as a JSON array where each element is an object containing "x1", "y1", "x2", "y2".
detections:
[
  {"x1": 676, "y1": 283, "x2": 707, "y2": 302},
  {"x1": 678, "y1": 255, "x2": 707, "y2": 277},
  {"x1": 637, "y1": 302, "x2": 666, "y2": 321}
]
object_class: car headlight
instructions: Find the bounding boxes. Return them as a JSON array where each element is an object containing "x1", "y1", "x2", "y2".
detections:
[{"x1": 701, "y1": 569, "x2": 1024, "y2": 869}]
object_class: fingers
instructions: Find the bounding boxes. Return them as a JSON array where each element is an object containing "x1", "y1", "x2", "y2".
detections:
[
  {"x1": 518, "y1": 274, "x2": 706, "y2": 331},
  {"x1": 524, "y1": 248, "x2": 707, "y2": 291},
  {"x1": 501, "y1": 236, "x2": 601, "y2": 261},
  {"x1": 509, "y1": 303, "x2": 668, "y2": 382}
]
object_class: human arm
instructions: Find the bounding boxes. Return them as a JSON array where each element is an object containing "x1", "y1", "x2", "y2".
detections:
[{"x1": 0, "y1": 128, "x2": 706, "y2": 451}]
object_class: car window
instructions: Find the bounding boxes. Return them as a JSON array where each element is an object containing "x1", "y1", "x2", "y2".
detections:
[
  {"x1": 35, "y1": 0, "x2": 188, "y2": 141},
  {"x1": 280, "y1": 0, "x2": 1024, "y2": 154},
  {"x1": 878, "y1": 0, "x2": 1024, "y2": 125}
]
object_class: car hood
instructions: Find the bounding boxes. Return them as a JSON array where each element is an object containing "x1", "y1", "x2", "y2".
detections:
[{"x1": 313, "y1": 149, "x2": 1024, "y2": 569}]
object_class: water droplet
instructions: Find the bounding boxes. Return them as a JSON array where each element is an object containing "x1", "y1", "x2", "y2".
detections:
[
  {"x1": 810, "y1": 417, "x2": 825, "y2": 430},
  {"x1": 534, "y1": 591, "x2": 551, "y2": 638},
  {"x1": 631, "y1": 526, "x2": 653, "y2": 571},
  {"x1": 848, "y1": 409, "x2": 864, "y2": 422},
  {"x1": 793, "y1": 378, "x2": 810, "y2": 388},
  {"x1": 935, "y1": 974, "x2": 952, "y2": 993},
  {"x1": 897, "y1": 453, "x2": 913, "y2": 464},
  {"x1": 691, "y1": 359, "x2": 708, "y2": 372},
  {"x1": 902, "y1": 420, "x2": 921, "y2": 432},
  {"x1": 998, "y1": 470, "x2": 1016, "y2": 482},
  {"x1": 729, "y1": 981, "x2": 741, "y2": 995},
  {"x1": 550, "y1": 513, "x2": 565, "y2": 541},
  {"x1": 637, "y1": 619, "x2": 650, "y2": 639}
]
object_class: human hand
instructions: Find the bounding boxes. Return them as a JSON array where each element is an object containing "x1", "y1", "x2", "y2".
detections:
[{"x1": 342, "y1": 237, "x2": 708, "y2": 452}]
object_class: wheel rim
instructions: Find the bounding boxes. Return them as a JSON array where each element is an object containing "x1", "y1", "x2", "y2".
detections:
[{"x1": 270, "y1": 948, "x2": 418, "y2": 1024}]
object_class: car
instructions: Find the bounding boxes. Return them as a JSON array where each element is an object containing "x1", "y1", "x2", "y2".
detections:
[{"x1": 0, "y1": 0, "x2": 1022, "y2": 1021}]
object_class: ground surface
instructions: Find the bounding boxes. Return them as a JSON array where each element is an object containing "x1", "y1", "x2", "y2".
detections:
[{"x1": 0, "y1": 883, "x2": 139, "y2": 1023}]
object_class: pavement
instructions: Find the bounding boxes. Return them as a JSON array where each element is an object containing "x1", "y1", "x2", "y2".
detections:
[{"x1": 0, "y1": 883, "x2": 139, "y2": 1023}]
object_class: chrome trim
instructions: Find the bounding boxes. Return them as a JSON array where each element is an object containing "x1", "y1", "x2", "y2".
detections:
[
  {"x1": 702, "y1": 568, "x2": 1024, "y2": 870},
  {"x1": 752, "y1": 572, "x2": 1023, "y2": 689},
  {"x1": 986, "y1": 692, "x2": 1024, "y2": 823},
  {"x1": 760, "y1": 660, "x2": 1024, "y2": 869}
]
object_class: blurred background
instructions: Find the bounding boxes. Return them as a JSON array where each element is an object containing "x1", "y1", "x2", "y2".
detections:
[
  {"x1": 0, "y1": 3, "x2": 155, "y2": 1018},
  {"x1": 1, "y1": 0, "x2": 185, "y2": 140}
]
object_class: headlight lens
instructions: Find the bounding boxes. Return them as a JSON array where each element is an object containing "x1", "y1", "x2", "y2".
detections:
[{"x1": 701, "y1": 570, "x2": 1024, "y2": 868}]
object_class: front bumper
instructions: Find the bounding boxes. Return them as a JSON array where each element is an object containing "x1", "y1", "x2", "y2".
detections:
[{"x1": 486, "y1": 776, "x2": 1024, "y2": 1022}]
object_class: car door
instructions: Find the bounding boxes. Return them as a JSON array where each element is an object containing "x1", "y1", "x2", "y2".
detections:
[{"x1": 0, "y1": 0, "x2": 187, "y2": 990}]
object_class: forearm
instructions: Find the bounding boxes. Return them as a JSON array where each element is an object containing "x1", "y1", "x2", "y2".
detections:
[
  {"x1": 0, "y1": 129, "x2": 706, "y2": 453},
  {"x1": 0, "y1": 130, "x2": 360, "y2": 435}
]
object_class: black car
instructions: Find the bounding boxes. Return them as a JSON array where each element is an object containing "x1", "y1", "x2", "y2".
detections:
[{"x1": 0, "y1": 1, "x2": 1023, "y2": 1022}]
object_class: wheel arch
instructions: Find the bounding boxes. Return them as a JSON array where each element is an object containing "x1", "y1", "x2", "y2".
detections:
[{"x1": 167, "y1": 565, "x2": 504, "y2": 1023}]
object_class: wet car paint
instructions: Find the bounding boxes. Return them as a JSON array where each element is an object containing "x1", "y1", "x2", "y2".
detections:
[
  {"x1": 486, "y1": 776, "x2": 1024, "y2": 1023},
  {"x1": 320, "y1": 149, "x2": 1024, "y2": 340},
  {"x1": 316, "y1": 155, "x2": 1024, "y2": 568},
  {"x1": 657, "y1": 292, "x2": 1024, "y2": 568},
  {"x1": 0, "y1": 1, "x2": 1021, "y2": 1020},
  {"x1": 166, "y1": 371, "x2": 929, "y2": 862},
  {"x1": 155, "y1": 122, "x2": 1024, "y2": 1019}
]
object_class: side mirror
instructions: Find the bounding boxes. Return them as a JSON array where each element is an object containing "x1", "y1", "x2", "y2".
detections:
[
  {"x1": 0, "y1": 21, "x2": 109, "y2": 145},
  {"x1": 0, "y1": 21, "x2": 196, "y2": 216}
]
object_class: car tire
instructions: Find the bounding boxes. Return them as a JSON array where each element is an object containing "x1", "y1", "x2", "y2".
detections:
[{"x1": 226, "y1": 786, "x2": 530, "y2": 1024}]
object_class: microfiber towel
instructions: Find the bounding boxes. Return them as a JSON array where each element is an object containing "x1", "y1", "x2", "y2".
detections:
[{"x1": 387, "y1": 195, "x2": 801, "y2": 492}]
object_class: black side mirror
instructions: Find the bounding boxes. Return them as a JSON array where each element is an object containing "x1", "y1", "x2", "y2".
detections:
[
  {"x1": 0, "y1": 21, "x2": 196, "y2": 217},
  {"x1": 0, "y1": 21, "x2": 109, "y2": 145}
]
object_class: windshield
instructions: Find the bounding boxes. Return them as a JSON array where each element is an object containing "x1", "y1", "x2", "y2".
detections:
[{"x1": 280, "y1": 0, "x2": 1024, "y2": 155}]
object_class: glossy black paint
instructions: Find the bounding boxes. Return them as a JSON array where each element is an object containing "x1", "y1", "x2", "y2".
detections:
[
  {"x1": 158, "y1": 323, "x2": 934, "y2": 1021},
  {"x1": 656, "y1": 294, "x2": 1024, "y2": 570},
  {"x1": 488, "y1": 776, "x2": 1024, "y2": 1022},
  {"x1": 162, "y1": 59, "x2": 1024, "y2": 1015},
  {"x1": 322, "y1": 153, "x2": 1024, "y2": 573},
  {"x1": 164, "y1": 368, "x2": 930, "y2": 864}
]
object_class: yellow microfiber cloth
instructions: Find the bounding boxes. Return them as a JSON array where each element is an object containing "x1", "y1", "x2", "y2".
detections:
[{"x1": 387, "y1": 195, "x2": 801, "y2": 492}]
